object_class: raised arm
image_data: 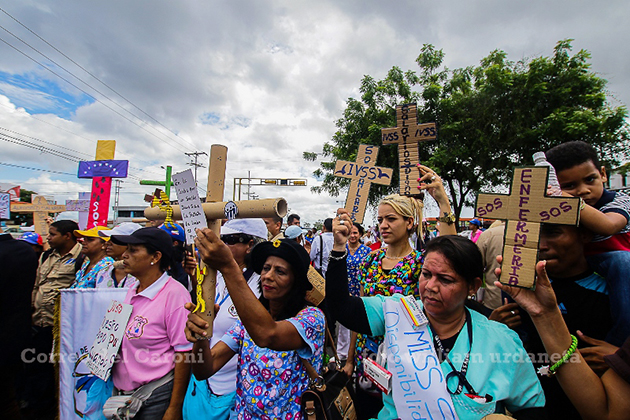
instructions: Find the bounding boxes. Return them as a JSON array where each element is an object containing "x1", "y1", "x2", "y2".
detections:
[
  {"x1": 326, "y1": 211, "x2": 372, "y2": 334},
  {"x1": 194, "y1": 228, "x2": 311, "y2": 351},
  {"x1": 185, "y1": 302, "x2": 237, "y2": 380},
  {"x1": 496, "y1": 260, "x2": 630, "y2": 420},
  {"x1": 417, "y1": 164, "x2": 457, "y2": 236}
]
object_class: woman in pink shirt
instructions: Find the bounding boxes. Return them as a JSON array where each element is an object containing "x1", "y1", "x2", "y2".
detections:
[{"x1": 109, "y1": 227, "x2": 193, "y2": 420}]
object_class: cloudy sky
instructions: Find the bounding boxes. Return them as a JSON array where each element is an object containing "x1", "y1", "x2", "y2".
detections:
[{"x1": 0, "y1": 0, "x2": 628, "y2": 226}]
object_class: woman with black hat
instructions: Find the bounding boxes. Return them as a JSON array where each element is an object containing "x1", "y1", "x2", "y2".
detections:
[
  {"x1": 108, "y1": 227, "x2": 193, "y2": 420},
  {"x1": 185, "y1": 230, "x2": 325, "y2": 420}
]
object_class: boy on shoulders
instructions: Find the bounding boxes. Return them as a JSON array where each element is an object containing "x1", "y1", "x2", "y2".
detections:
[{"x1": 547, "y1": 141, "x2": 630, "y2": 345}]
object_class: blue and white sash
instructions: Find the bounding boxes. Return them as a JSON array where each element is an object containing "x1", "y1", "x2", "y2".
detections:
[{"x1": 384, "y1": 297, "x2": 459, "y2": 419}]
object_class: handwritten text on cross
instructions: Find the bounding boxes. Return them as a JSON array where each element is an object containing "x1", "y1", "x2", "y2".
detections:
[
  {"x1": 475, "y1": 167, "x2": 580, "y2": 289},
  {"x1": 381, "y1": 103, "x2": 437, "y2": 196},
  {"x1": 334, "y1": 144, "x2": 393, "y2": 223}
]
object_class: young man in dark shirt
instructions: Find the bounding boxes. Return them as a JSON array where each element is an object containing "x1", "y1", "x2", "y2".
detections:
[{"x1": 522, "y1": 223, "x2": 613, "y2": 419}]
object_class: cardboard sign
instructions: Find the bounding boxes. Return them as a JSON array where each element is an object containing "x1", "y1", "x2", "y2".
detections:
[
  {"x1": 86, "y1": 300, "x2": 133, "y2": 381},
  {"x1": 0, "y1": 193, "x2": 10, "y2": 219},
  {"x1": 65, "y1": 199, "x2": 90, "y2": 212},
  {"x1": 66, "y1": 192, "x2": 90, "y2": 230},
  {"x1": 10, "y1": 195, "x2": 66, "y2": 236},
  {"x1": 475, "y1": 166, "x2": 581, "y2": 289},
  {"x1": 381, "y1": 103, "x2": 437, "y2": 196},
  {"x1": 333, "y1": 144, "x2": 393, "y2": 223},
  {"x1": 172, "y1": 169, "x2": 208, "y2": 244},
  {"x1": 305, "y1": 266, "x2": 325, "y2": 306}
]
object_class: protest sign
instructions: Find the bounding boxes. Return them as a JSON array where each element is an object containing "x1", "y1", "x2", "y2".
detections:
[
  {"x1": 59, "y1": 288, "x2": 128, "y2": 419},
  {"x1": 333, "y1": 144, "x2": 393, "y2": 223},
  {"x1": 86, "y1": 300, "x2": 133, "y2": 381},
  {"x1": 172, "y1": 169, "x2": 207, "y2": 244},
  {"x1": 0, "y1": 192, "x2": 10, "y2": 219},
  {"x1": 475, "y1": 166, "x2": 581, "y2": 288},
  {"x1": 381, "y1": 103, "x2": 437, "y2": 196}
]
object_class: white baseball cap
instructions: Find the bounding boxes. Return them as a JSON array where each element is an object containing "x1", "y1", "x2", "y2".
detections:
[
  {"x1": 99, "y1": 222, "x2": 143, "y2": 237},
  {"x1": 221, "y1": 219, "x2": 268, "y2": 239}
]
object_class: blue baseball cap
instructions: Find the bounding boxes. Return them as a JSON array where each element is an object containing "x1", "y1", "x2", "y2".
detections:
[
  {"x1": 159, "y1": 222, "x2": 186, "y2": 243},
  {"x1": 19, "y1": 232, "x2": 43, "y2": 246}
]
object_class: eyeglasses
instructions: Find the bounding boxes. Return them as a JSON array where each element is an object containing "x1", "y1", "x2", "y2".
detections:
[{"x1": 220, "y1": 234, "x2": 251, "y2": 245}]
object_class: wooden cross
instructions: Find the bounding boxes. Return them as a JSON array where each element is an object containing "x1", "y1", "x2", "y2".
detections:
[
  {"x1": 381, "y1": 103, "x2": 437, "y2": 195},
  {"x1": 10, "y1": 195, "x2": 66, "y2": 236},
  {"x1": 144, "y1": 145, "x2": 289, "y2": 336},
  {"x1": 333, "y1": 144, "x2": 393, "y2": 223},
  {"x1": 78, "y1": 140, "x2": 129, "y2": 228},
  {"x1": 475, "y1": 166, "x2": 581, "y2": 289}
]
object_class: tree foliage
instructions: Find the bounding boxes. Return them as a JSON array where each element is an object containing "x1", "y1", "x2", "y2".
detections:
[{"x1": 309, "y1": 40, "x2": 630, "y2": 222}]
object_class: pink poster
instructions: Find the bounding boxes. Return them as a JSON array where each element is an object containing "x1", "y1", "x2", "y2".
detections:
[{"x1": 88, "y1": 177, "x2": 112, "y2": 228}]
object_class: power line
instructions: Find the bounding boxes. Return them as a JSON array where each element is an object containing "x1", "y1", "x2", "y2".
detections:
[
  {"x1": 0, "y1": 132, "x2": 144, "y2": 182},
  {"x1": 0, "y1": 103, "x2": 166, "y2": 179},
  {"x1": 0, "y1": 161, "x2": 75, "y2": 175},
  {"x1": 0, "y1": 23, "x2": 197, "y2": 153},
  {"x1": 0, "y1": 125, "x2": 92, "y2": 159},
  {"x1": 0, "y1": 34, "x2": 192, "y2": 155},
  {"x1": 0, "y1": 100, "x2": 96, "y2": 145},
  {"x1": 0, "y1": 6, "x2": 199, "y2": 151},
  {"x1": 0, "y1": 132, "x2": 82, "y2": 162}
]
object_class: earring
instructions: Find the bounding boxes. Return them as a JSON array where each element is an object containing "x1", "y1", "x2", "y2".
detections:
[{"x1": 150, "y1": 262, "x2": 154, "y2": 266}]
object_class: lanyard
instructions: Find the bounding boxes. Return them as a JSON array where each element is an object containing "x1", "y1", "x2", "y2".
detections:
[
  {"x1": 430, "y1": 309, "x2": 477, "y2": 395},
  {"x1": 215, "y1": 268, "x2": 254, "y2": 306}
]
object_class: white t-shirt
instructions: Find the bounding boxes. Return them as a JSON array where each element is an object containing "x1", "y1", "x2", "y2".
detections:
[
  {"x1": 94, "y1": 263, "x2": 138, "y2": 289},
  {"x1": 208, "y1": 268, "x2": 261, "y2": 395},
  {"x1": 309, "y1": 232, "x2": 334, "y2": 275}
]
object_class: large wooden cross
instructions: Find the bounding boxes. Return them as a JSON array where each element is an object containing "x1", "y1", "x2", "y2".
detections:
[
  {"x1": 144, "y1": 145, "x2": 288, "y2": 335},
  {"x1": 78, "y1": 140, "x2": 129, "y2": 228},
  {"x1": 10, "y1": 195, "x2": 66, "y2": 236},
  {"x1": 381, "y1": 103, "x2": 437, "y2": 195},
  {"x1": 475, "y1": 166, "x2": 581, "y2": 289},
  {"x1": 334, "y1": 144, "x2": 393, "y2": 223}
]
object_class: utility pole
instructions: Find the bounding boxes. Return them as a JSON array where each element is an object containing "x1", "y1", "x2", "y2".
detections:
[
  {"x1": 247, "y1": 170, "x2": 251, "y2": 199},
  {"x1": 185, "y1": 151, "x2": 208, "y2": 185},
  {"x1": 113, "y1": 180, "x2": 123, "y2": 224}
]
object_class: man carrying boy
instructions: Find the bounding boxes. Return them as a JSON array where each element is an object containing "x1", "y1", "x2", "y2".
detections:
[{"x1": 547, "y1": 141, "x2": 630, "y2": 345}]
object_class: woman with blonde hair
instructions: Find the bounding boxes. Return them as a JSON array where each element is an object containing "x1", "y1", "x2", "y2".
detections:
[{"x1": 345, "y1": 164, "x2": 456, "y2": 418}]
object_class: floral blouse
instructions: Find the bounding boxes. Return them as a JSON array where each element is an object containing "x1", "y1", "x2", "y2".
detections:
[
  {"x1": 70, "y1": 256, "x2": 114, "y2": 289},
  {"x1": 222, "y1": 306, "x2": 325, "y2": 420},
  {"x1": 346, "y1": 243, "x2": 371, "y2": 297},
  {"x1": 355, "y1": 248, "x2": 423, "y2": 375}
]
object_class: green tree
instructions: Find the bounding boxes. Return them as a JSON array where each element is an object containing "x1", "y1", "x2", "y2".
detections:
[{"x1": 307, "y1": 40, "x2": 629, "y2": 223}]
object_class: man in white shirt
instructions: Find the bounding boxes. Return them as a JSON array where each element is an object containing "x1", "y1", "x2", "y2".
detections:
[{"x1": 310, "y1": 218, "x2": 334, "y2": 276}]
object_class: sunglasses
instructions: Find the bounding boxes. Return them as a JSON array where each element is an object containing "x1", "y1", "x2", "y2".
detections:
[{"x1": 220, "y1": 234, "x2": 251, "y2": 245}]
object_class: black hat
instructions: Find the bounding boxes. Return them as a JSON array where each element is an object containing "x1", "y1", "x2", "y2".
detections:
[
  {"x1": 110, "y1": 227, "x2": 173, "y2": 261},
  {"x1": 250, "y1": 239, "x2": 312, "y2": 290}
]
